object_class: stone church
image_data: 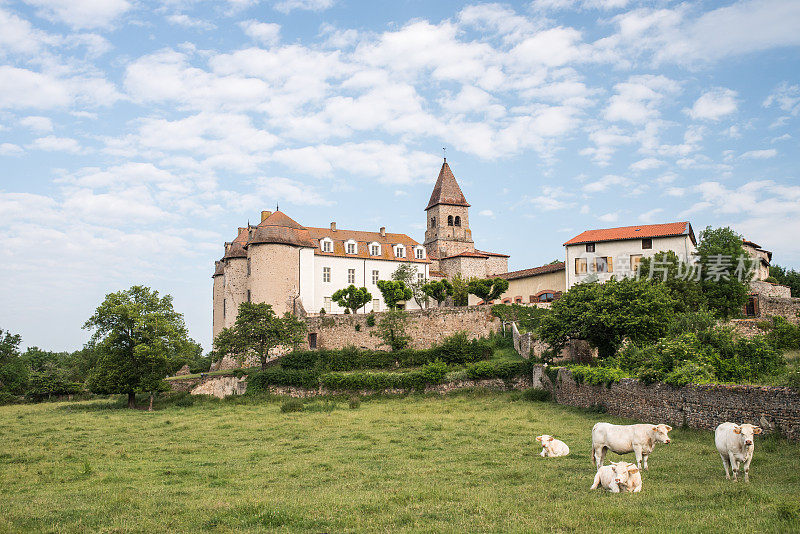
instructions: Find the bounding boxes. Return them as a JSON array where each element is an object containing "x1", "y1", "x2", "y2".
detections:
[{"x1": 211, "y1": 159, "x2": 508, "y2": 338}]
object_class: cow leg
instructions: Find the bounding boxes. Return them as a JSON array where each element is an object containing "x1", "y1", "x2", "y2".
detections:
[
  {"x1": 609, "y1": 482, "x2": 621, "y2": 493},
  {"x1": 728, "y1": 452, "x2": 739, "y2": 482},
  {"x1": 633, "y1": 445, "x2": 644, "y2": 470},
  {"x1": 720, "y1": 453, "x2": 731, "y2": 480},
  {"x1": 743, "y1": 455, "x2": 752, "y2": 483},
  {"x1": 642, "y1": 453, "x2": 649, "y2": 471},
  {"x1": 540, "y1": 448, "x2": 547, "y2": 457},
  {"x1": 595, "y1": 447, "x2": 607, "y2": 470}
]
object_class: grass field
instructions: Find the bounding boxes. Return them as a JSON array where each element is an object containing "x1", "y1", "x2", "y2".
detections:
[{"x1": 1, "y1": 392, "x2": 799, "y2": 533}]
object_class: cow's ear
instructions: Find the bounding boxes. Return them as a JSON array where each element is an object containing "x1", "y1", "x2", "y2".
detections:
[
  {"x1": 536, "y1": 436, "x2": 542, "y2": 443},
  {"x1": 753, "y1": 427, "x2": 762, "y2": 434},
  {"x1": 733, "y1": 426, "x2": 741, "y2": 434},
  {"x1": 652, "y1": 426, "x2": 658, "y2": 432},
  {"x1": 628, "y1": 467, "x2": 639, "y2": 474},
  {"x1": 664, "y1": 425, "x2": 672, "y2": 432},
  {"x1": 548, "y1": 437, "x2": 554, "y2": 441}
]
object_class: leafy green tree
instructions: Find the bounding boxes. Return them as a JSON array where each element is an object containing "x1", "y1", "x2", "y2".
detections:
[
  {"x1": 450, "y1": 274, "x2": 470, "y2": 306},
  {"x1": 392, "y1": 263, "x2": 428, "y2": 308},
  {"x1": 376, "y1": 280, "x2": 413, "y2": 310},
  {"x1": 697, "y1": 226, "x2": 753, "y2": 319},
  {"x1": 539, "y1": 277, "x2": 676, "y2": 359},
  {"x1": 0, "y1": 328, "x2": 27, "y2": 395},
  {"x1": 332, "y1": 285, "x2": 372, "y2": 314},
  {"x1": 213, "y1": 302, "x2": 307, "y2": 370},
  {"x1": 467, "y1": 278, "x2": 509, "y2": 303},
  {"x1": 84, "y1": 286, "x2": 190, "y2": 409},
  {"x1": 421, "y1": 279, "x2": 454, "y2": 306},
  {"x1": 372, "y1": 309, "x2": 412, "y2": 351},
  {"x1": 770, "y1": 264, "x2": 800, "y2": 297},
  {"x1": 638, "y1": 250, "x2": 705, "y2": 312}
]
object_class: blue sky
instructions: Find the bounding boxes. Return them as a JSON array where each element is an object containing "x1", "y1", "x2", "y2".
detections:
[{"x1": 1, "y1": 0, "x2": 799, "y2": 352}]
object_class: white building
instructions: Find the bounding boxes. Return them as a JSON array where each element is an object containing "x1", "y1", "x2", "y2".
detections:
[{"x1": 563, "y1": 221, "x2": 697, "y2": 290}]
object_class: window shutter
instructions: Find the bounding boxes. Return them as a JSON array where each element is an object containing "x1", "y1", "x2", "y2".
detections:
[{"x1": 607, "y1": 257, "x2": 613, "y2": 273}]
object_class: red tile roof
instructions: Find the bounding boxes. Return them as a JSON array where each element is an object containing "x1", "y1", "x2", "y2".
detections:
[
  {"x1": 426, "y1": 161, "x2": 470, "y2": 210},
  {"x1": 476, "y1": 249, "x2": 510, "y2": 258},
  {"x1": 493, "y1": 262, "x2": 565, "y2": 280},
  {"x1": 247, "y1": 211, "x2": 317, "y2": 248},
  {"x1": 442, "y1": 250, "x2": 489, "y2": 259},
  {"x1": 306, "y1": 227, "x2": 429, "y2": 264},
  {"x1": 564, "y1": 222, "x2": 695, "y2": 246}
]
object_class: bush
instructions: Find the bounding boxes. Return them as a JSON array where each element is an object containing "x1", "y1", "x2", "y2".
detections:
[
  {"x1": 279, "y1": 351, "x2": 320, "y2": 370},
  {"x1": 319, "y1": 362, "x2": 449, "y2": 391},
  {"x1": 280, "y1": 399, "x2": 304, "y2": 413},
  {"x1": 568, "y1": 365, "x2": 628, "y2": 386},
  {"x1": 418, "y1": 360, "x2": 448, "y2": 384},
  {"x1": 366, "y1": 313, "x2": 376, "y2": 327},
  {"x1": 663, "y1": 361, "x2": 714, "y2": 387},
  {"x1": 765, "y1": 317, "x2": 800, "y2": 352},
  {"x1": 394, "y1": 348, "x2": 436, "y2": 367},
  {"x1": 247, "y1": 368, "x2": 320, "y2": 391},
  {"x1": 348, "y1": 396, "x2": 360, "y2": 409},
  {"x1": 431, "y1": 332, "x2": 493, "y2": 365},
  {"x1": 465, "y1": 359, "x2": 529, "y2": 380},
  {"x1": 522, "y1": 387, "x2": 551, "y2": 402},
  {"x1": 321, "y1": 347, "x2": 397, "y2": 371}
]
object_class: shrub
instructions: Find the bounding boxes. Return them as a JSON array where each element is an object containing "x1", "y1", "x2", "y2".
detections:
[
  {"x1": 280, "y1": 351, "x2": 320, "y2": 370},
  {"x1": 319, "y1": 363, "x2": 449, "y2": 392},
  {"x1": 663, "y1": 361, "x2": 714, "y2": 387},
  {"x1": 431, "y1": 332, "x2": 492, "y2": 365},
  {"x1": 418, "y1": 360, "x2": 448, "y2": 384},
  {"x1": 366, "y1": 313, "x2": 376, "y2": 327},
  {"x1": 764, "y1": 276, "x2": 779, "y2": 284},
  {"x1": 765, "y1": 317, "x2": 800, "y2": 352},
  {"x1": 522, "y1": 388, "x2": 551, "y2": 402},
  {"x1": 171, "y1": 392, "x2": 195, "y2": 407},
  {"x1": 354, "y1": 324, "x2": 361, "y2": 332},
  {"x1": 280, "y1": 399, "x2": 304, "y2": 413},
  {"x1": 465, "y1": 360, "x2": 529, "y2": 380},
  {"x1": 247, "y1": 368, "x2": 320, "y2": 391},
  {"x1": 348, "y1": 396, "x2": 360, "y2": 409},
  {"x1": 568, "y1": 365, "x2": 628, "y2": 386},
  {"x1": 394, "y1": 348, "x2": 436, "y2": 367}
]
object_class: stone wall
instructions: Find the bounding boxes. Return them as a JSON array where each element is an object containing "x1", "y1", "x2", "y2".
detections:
[
  {"x1": 532, "y1": 365, "x2": 800, "y2": 441},
  {"x1": 306, "y1": 305, "x2": 499, "y2": 350},
  {"x1": 751, "y1": 280, "x2": 791, "y2": 298},
  {"x1": 758, "y1": 295, "x2": 800, "y2": 323}
]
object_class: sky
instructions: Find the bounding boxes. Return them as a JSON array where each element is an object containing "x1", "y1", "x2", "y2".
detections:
[{"x1": 1, "y1": 0, "x2": 799, "y2": 352}]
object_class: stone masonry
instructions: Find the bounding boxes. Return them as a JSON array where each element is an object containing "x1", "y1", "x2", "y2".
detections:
[
  {"x1": 305, "y1": 305, "x2": 499, "y2": 350},
  {"x1": 532, "y1": 365, "x2": 800, "y2": 441}
]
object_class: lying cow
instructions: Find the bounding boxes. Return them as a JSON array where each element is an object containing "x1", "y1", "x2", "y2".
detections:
[
  {"x1": 591, "y1": 422, "x2": 672, "y2": 471},
  {"x1": 590, "y1": 461, "x2": 642, "y2": 493},
  {"x1": 715, "y1": 422, "x2": 762, "y2": 482},
  {"x1": 536, "y1": 435, "x2": 570, "y2": 457}
]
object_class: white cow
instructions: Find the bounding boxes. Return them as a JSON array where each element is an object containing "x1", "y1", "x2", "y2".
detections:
[
  {"x1": 715, "y1": 422, "x2": 762, "y2": 482},
  {"x1": 590, "y1": 461, "x2": 642, "y2": 493},
  {"x1": 536, "y1": 435, "x2": 570, "y2": 457},
  {"x1": 591, "y1": 422, "x2": 672, "y2": 470}
]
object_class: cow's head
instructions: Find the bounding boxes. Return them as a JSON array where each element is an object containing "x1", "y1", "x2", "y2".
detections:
[
  {"x1": 732, "y1": 423, "x2": 762, "y2": 447},
  {"x1": 651, "y1": 424, "x2": 672, "y2": 444},
  {"x1": 611, "y1": 462, "x2": 633, "y2": 486},
  {"x1": 536, "y1": 435, "x2": 553, "y2": 445}
]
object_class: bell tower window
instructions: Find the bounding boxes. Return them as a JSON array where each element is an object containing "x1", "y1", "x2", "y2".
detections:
[
  {"x1": 447, "y1": 215, "x2": 454, "y2": 226},
  {"x1": 430, "y1": 217, "x2": 436, "y2": 228},
  {"x1": 454, "y1": 216, "x2": 461, "y2": 227}
]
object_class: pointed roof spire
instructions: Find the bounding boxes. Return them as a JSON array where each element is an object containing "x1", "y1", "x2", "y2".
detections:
[{"x1": 426, "y1": 160, "x2": 470, "y2": 210}]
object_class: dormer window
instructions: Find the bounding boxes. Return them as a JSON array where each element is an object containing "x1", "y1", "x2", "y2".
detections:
[
  {"x1": 345, "y1": 240, "x2": 357, "y2": 255},
  {"x1": 394, "y1": 245, "x2": 406, "y2": 258},
  {"x1": 415, "y1": 247, "x2": 425, "y2": 259},
  {"x1": 369, "y1": 242, "x2": 381, "y2": 256},
  {"x1": 320, "y1": 238, "x2": 333, "y2": 253}
]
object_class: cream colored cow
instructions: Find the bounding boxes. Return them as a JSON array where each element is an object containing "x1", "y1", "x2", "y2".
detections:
[
  {"x1": 536, "y1": 435, "x2": 570, "y2": 457},
  {"x1": 590, "y1": 462, "x2": 641, "y2": 493},
  {"x1": 715, "y1": 422, "x2": 762, "y2": 482},
  {"x1": 591, "y1": 422, "x2": 672, "y2": 470}
]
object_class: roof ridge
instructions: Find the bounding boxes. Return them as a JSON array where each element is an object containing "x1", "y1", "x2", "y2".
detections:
[{"x1": 426, "y1": 161, "x2": 470, "y2": 210}]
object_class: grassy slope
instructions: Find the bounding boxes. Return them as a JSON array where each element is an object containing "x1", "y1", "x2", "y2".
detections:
[{"x1": 1, "y1": 393, "x2": 798, "y2": 533}]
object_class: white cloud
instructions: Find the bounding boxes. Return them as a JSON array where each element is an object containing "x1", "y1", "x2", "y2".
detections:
[
  {"x1": 582, "y1": 174, "x2": 630, "y2": 193},
  {"x1": 686, "y1": 88, "x2": 737, "y2": 121},
  {"x1": 19, "y1": 116, "x2": 54, "y2": 133},
  {"x1": 0, "y1": 143, "x2": 24, "y2": 156},
  {"x1": 167, "y1": 15, "x2": 216, "y2": 30},
  {"x1": 638, "y1": 207, "x2": 663, "y2": 223},
  {"x1": 0, "y1": 7, "x2": 57, "y2": 55},
  {"x1": 0, "y1": 66, "x2": 71, "y2": 109},
  {"x1": 252, "y1": 177, "x2": 334, "y2": 206},
  {"x1": 27, "y1": 135, "x2": 81, "y2": 153},
  {"x1": 273, "y1": 0, "x2": 334, "y2": 14},
  {"x1": 23, "y1": 0, "x2": 131, "y2": 30},
  {"x1": 598, "y1": 211, "x2": 620, "y2": 222},
  {"x1": 763, "y1": 82, "x2": 800, "y2": 116},
  {"x1": 479, "y1": 209, "x2": 495, "y2": 217},
  {"x1": 604, "y1": 75, "x2": 680, "y2": 125},
  {"x1": 240, "y1": 20, "x2": 281, "y2": 46},
  {"x1": 629, "y1": 157, "x2": 664, "y2": 171},
  {"x1": 740, "y1": 149, "x2": 777, "y2": 159}
]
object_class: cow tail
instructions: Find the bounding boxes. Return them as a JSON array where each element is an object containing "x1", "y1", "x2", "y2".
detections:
[{"x1": 591, "y1": 446, "x2": 596, "y2": 467}]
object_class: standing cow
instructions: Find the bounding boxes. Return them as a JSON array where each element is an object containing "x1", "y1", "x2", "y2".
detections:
[
  {"x1": 715, "y1": 422, "x2": 762, "y2": 482},
  {"x1": 591, "y1": 422, "x2": 672, "y2": 471}
]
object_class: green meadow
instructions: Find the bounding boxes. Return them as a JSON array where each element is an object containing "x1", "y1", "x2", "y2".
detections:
[{"x1": 1, "y1": 391, "x2": 799, "y2": 533}]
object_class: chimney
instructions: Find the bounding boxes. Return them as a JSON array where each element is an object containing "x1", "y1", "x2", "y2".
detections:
[
  {"x1": 380, "y1": 226, "x2": 386, "y2": 237},
  {"x1": 330, "y1": 222, "x2": 337, "y2": 232},
  {"x1": 261, "y1": 210, "x2": 271, "y2": 222}
]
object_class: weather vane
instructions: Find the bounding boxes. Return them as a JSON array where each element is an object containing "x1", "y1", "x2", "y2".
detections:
[{"x1": 443, "y1": 147, "x2": 446, "y2": 162}]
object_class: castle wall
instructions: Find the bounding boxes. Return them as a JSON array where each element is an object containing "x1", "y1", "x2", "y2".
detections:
[
  {"x1": 305, "y1": 305, "x2": 499, "y2": 350},
  {"x1": 212, "y1": 274, "x2": 224, "y2": 339},
  {"x1": 497, "y1": 269, "x2": 565, "y2": 304},
  {"x1": 222, "y1": 257, "x2": 248, "y2": 329},
  {"x1": 485, "y1": 256, "x2": 508, "y2": 277},
  {"x1": 248, "y1": 243, "x2": 301, "y2": 316}
]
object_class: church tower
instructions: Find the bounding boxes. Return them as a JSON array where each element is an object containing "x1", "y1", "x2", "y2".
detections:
[{"x1": 424, "y1": 159, "x2": 475, "y2": 259}]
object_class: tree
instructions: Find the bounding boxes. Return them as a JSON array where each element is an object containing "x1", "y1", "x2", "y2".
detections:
[
  {"x1": 638, "y1": 250, "x2": 705, "y2": 312},
  {"x1": 331, "y1": 285, "x2": 372, "y2": 314},
  {"x1": 372, "y1": 309, "x2": 411, "y2": 351},
  {"x1": 422, "y1": 279, "x2": 454, "y2": 306},
  {"x1": 84, "y1": 286, "x2": 190, "y2": 409},
  {"x1": 376, "y1": 280, "x2": 413, "y2": 310},
  {"x1": 539, "y1": 277, "x2": 676, "y2": 359},
  {"x1": 450, "y1": 274, "x2": 470, "y2": 306},
  {"x1": 770, "y1": 264, "x2": 800, "y2": 298},
  {"x1": 392, "y1": 263, "x2": 428, "y2": 308},
  {"x1": 213, "y1": 302, "x2": 307, "y2": 370},
  {"x1": 468, "y1": 278, "x2": 509, "y2": 303},
  {"x1": 697, "y1": 226, "x2": 753, "y2": 319},
  {"x1": 0, "y1": 328, "x2": 27, "y2": 395}
]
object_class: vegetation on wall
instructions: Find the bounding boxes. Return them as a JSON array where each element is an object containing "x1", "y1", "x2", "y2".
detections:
[
  {"x1": 391, "y1": 263, "x2": 429, "y2": 309},
  {"x1": 421, "y1": 279, "x2": 454, "y2": 306},
  {"x1": 376, "y1": 280, "x2": 413, "y2": 310},
  {"x1": 770, "y1": 265, "x2": 800, "y2": 297},
  {"x1": 371, "y1": 309, "x2": 412, "y2": 351},
  {"x1": 331, "y1": 285, "x2": 372, "y2": 314}
]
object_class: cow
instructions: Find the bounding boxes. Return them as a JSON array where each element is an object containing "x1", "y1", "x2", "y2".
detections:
[
  {"x1": 590, "y1": 461, "x2": 641, "y2": 493},
  {"x1": 715, "y1": 422, "x2": 762, "y2": 482},
  {"x1": 536, "y1": 435, "x2": 570, "y2": 457},
  {"x1": 591, "y1": 422, "x2": 672, "y2": 471}
]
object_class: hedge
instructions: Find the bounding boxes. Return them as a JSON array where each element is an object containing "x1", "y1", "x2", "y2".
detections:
[
  {"x1": 568, "y1": 365, "x2": 629, "y2": 386},
  {"x1": 464, "y1": 359, "x2": 531, "y2": 380},
  {"x1": 247, "y1": 368, "x2": 320, "y2": 391},
  {"x1": 319, "y1": 361, "x2": 448, "y2": 391}
]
